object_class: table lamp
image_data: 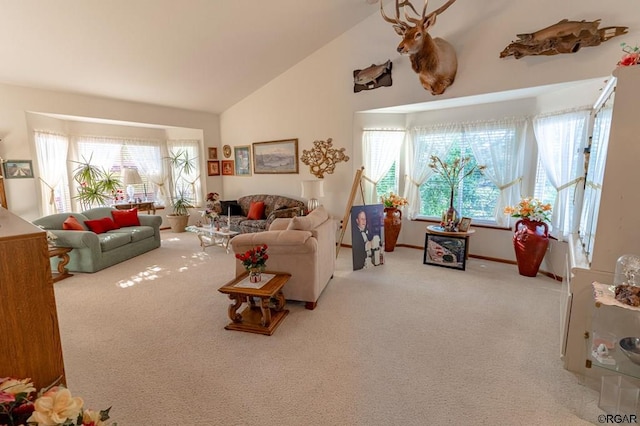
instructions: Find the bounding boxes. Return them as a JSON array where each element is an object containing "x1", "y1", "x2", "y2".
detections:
[
  {"x1": 301, "y1": 180, "x2": 324, "y2": 212},
  {"x1": 122, "y1": 167, "x2": 143, "y2": 203}
]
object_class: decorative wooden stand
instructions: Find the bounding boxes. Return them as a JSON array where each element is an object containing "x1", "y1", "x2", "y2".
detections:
[
  {"x1": 218, "y1": 272, "x2": 291, "y2": 335},
  {"x1": 49, "y1": 246, "x2": 73, "y2": 283}
]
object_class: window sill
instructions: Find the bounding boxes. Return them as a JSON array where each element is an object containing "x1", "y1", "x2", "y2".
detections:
[{"x1": 410, "y1": 217, "x2": 511, "y2": 231}]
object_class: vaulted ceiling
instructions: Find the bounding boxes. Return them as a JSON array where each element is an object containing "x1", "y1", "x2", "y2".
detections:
[{"x1": 0, "y1": 0, "x2": 383, "y2": 114}]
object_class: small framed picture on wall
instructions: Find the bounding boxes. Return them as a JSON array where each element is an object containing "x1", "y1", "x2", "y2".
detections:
[
  {"x1": 3, "y1": 160, "x2": 34, "y2": 179},
  {"x1": 208, "y1": 147, "x2": 218, "y2": 160},
  {"x1": 207, "y1": 161, "x2": 220, "y2": 176},
  {"x1": 221, "y1": 160, "x2": 234, "y2": 176},
  {"x1": 234, "y1": 146, "x2": 251, "y2": 176}
]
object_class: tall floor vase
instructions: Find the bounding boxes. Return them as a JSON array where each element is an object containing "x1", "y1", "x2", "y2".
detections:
[
  {"x1": 384, "y1": 207, "x2": 402, "y2": 252},
  {"x1": 513, "y1": 219, "x2": 549, "y2": 277}
]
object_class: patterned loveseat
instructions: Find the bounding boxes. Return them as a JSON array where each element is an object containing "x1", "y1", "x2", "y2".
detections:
[{"x1": 224, "y1": 194, "x2": 305, "y2": 234}]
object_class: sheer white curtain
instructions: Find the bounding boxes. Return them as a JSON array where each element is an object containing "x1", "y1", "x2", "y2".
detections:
[
  {"x1": 464, "y1": 118, "x2": 527, "y2": 226},
  {"x1": 533, "y1": 108, "x2": 590, "y2": 240},
  {"x1": 167, "y1": 139, "x2": 203, "y2": 206},
  {"x1": 127, "y1": 140, "x2": 164, "y2": 203},
  {"x1": 35, "y1": 131, "x2": 71, "y2": 214},
  {"x1": 403, "y1": 123, "x2": 461, "y2": 219},
  {"x1": 362, "y1": 130, "x2": 405, "y2": 204}
]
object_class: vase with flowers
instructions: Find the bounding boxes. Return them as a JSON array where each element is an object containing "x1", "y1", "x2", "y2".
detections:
[
  {"x1": 200, "y1": 207, "x2": 219, "y2": 229},
  {"x1": 235, "y1": 244, "x2": 269, "y2": 283},
  {"x1": 429, "y1": 155, "x2": 486, "y2": 231},
  {"x1": 504, "y1": 197, "x2": 552, "y2": 277},
  {"x1": 617, "y1": 42, "x2": 639, "y2": 67},
  {"x1": 380, "y1": 192, "x2": 408, "y2": 252},
  {"x1": 0, "y1": 377, "x2": 116, "y2": 426}
]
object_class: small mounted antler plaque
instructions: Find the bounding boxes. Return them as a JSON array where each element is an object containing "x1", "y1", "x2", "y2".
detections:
[{"x1": 300, "y1": 138, "x2": 350, "y2": 179}]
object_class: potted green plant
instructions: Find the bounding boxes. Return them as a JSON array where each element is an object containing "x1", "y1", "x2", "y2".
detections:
[
  {"x1": 165, "y1": 149, "x2": 196, "y2": 232},
  {"x1": 71, "y1": 155, "x2": 123, "y2": 210}
]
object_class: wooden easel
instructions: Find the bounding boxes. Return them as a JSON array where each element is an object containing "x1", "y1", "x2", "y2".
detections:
[{"x1": 336, "y1": 166, "x2": 365, "y2": 256}]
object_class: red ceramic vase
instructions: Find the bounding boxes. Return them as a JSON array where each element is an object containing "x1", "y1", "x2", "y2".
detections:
[
  {"x1": 384, "y1": 207, "x2": 402, "y2": 252},
  {"x1": 513, "y1": 219, "x2": 549, "y2": 277}
]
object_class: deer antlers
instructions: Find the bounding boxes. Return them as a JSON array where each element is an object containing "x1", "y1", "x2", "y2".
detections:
[{"x1": 380, "y1": 0, "x2": 457, "y2": 30}]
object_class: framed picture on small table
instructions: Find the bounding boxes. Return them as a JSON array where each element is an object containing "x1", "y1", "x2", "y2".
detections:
[
  {"x1": 458, "y1": 217, "x2": 472, "y2": 232},
  {"x1": 424, "y1": 234, "x2": 466, "y2": 271}
]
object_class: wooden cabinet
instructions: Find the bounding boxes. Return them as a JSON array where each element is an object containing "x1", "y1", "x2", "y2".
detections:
[
  {"x1": 563, "y1": 65, "x2": 640, "y2": 374},
  {"x1": 0, "y1": 207, "x2": 65, "y2": 389}
]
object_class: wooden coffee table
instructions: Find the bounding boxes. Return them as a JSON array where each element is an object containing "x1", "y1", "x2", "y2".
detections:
[{"x1": 218, "y1": 271, "x2": 291, "y2": 335}]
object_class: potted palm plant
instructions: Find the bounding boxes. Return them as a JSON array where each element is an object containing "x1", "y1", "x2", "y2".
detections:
[
  {"x1": 71, "y1": 155, "x2": 122, "y2": 210},
  {"x1": 165, "y1": 149, "x2": 196, "y2": 232}
]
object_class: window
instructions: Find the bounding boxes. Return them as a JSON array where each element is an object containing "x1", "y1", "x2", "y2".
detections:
[
  {"x1": 533, "y1": 158, "x2": 556, "y2": 206},
  {"x1": 419, "y1": 140, "x2": 499, "y2": 221},
  {"x1": 376, "y1": 162, "x2": 398, "y2": 199},
  {"x1": 34, "y1": 131, "x2": 72, "y2": 214},
  {"x1": 75, "y1": 136, "x2": 165, "y2": 207},
  {"x1": 362, "y1": 130, "x2": 404, "y2": 203},
  {"x1": 533, "y1": 108, "x2": 590, "y2": 239}
]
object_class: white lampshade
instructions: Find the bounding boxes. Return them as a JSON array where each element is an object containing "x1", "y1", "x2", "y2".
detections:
[
  {"x1": 301, "y1": 180, "x2": 324, "y2": 212},
  {"x1": 122, "y1": 167, "x2": 143, "y2": 185},
  {"x1": 122, "y1": 167, "x2": 143, "y2": 202}
]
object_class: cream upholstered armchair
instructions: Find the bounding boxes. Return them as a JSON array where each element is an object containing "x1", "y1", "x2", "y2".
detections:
[{"x1": 230, "y1": 206, "x2": 337, "y2": 310}]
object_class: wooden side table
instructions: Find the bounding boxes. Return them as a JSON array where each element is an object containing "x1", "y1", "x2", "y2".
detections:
[
  {"x1": 48, "y1": 246, "x2": 73, "y2": 283},
  {"x1": 112, "y1": 201, "x2": 156, "y2": 215},
  {"x1": 218, "y1": 271, "x2": 291, "y2": 335}
]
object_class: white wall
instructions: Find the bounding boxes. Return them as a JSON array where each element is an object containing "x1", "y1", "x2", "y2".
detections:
[
  {"x1": 220, "y1": 0, "x2": 639, "y2": 271},
  {"x1": 0, "y1": 83, "x2": 221, "y2": 220}
]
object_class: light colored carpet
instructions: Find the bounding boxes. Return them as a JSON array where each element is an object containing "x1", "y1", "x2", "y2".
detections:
[{"x1": 52, "y1": 231, "x2": 601, "y2": 425}]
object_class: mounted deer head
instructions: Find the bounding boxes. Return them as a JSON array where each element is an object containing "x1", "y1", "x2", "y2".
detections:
[{"x1": 380, "y1": 0, "x2": 458, "y2": 95}]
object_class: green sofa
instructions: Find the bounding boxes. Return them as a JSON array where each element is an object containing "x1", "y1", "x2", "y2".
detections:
[{"x1": 33, "y1": 207, "x2": 162, "y2": 273}]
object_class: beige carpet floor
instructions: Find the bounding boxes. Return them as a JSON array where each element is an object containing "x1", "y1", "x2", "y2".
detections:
[{"x1": 52, "y1": 231, "x2": 602, "y2": 425}]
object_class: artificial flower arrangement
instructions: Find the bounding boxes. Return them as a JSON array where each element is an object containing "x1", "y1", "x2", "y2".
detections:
[
  {"x1": 504, "y1": 197, "x2": 552, "y2": 223},
  {"x1": 618, "y1": 42, "x2": 639, "y2": 67},
  {"x1": 199, "y1": 207, "x2": 219, "y2": 223},
  {"x1": 0, "y1": 377, "x2": 116, "y2": 426},
  {"x1": 380, "y1": 192, "x2": 408, "y2": 209},
  {"x1": 235, "y1": 244, "x2": 269, "y2": 272},
  {"x1": 110, "y1": 189, "x2": 125, "y2": 204},
  {"x1": 440, "y1": 210, "x2": 458, "y2": 231}
]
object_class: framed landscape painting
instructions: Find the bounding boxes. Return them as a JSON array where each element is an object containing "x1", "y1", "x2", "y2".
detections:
[
  {"x1": 3, "y1": 160, "x2": 34, "y2": 179},
  {"x1": 234, "y1": 145, "x2": 251, "y2": 176},
  {"x1": 423, "y1": 233, "x2": 466, "y2": 271},
  {"x1": 252, "y1": 139, "x2": 298, "y2": 174}
]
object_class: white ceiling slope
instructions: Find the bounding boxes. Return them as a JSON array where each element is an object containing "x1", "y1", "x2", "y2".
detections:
[{"x1": 0, "y1": 0, "x2": 382, "y2": 114}]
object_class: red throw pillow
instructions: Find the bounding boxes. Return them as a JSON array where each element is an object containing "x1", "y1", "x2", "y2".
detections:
[
  {"x1": 247, "y1": 201, "x2": 265, "y2": 220},
  {"x1": 112, "y1": 208, "x2": 141, "y2": 227},
  {"x1": 62, "y1": 215, "x2": 85, "y2": 231},
  {"x1": 85, "y1": 217, "x2": 119, "y2": 234}
]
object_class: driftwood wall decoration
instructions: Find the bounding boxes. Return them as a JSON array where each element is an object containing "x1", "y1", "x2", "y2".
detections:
[
  {"x1": 500, "y1": 19, "x2": 628, "y2": 59},
  {"x1": 353, "y1": 60, "x2": 392, "y2": 93},
  {"x1": 300, "y1": 138, "x2": 350, "y2": 179}
]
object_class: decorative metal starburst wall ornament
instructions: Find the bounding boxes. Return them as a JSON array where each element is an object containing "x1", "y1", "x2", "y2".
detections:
[{"x1": 300, "y1": 138, "x2": 349, "y2": 178}]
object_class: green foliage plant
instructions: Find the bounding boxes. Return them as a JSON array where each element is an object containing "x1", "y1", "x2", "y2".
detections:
[
  {"x1": 71, "y1": 155, "x2": 122, "y2": 210},
  {"x1": 165, "y1": 149, "x2": 196, "y2": 216}
]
